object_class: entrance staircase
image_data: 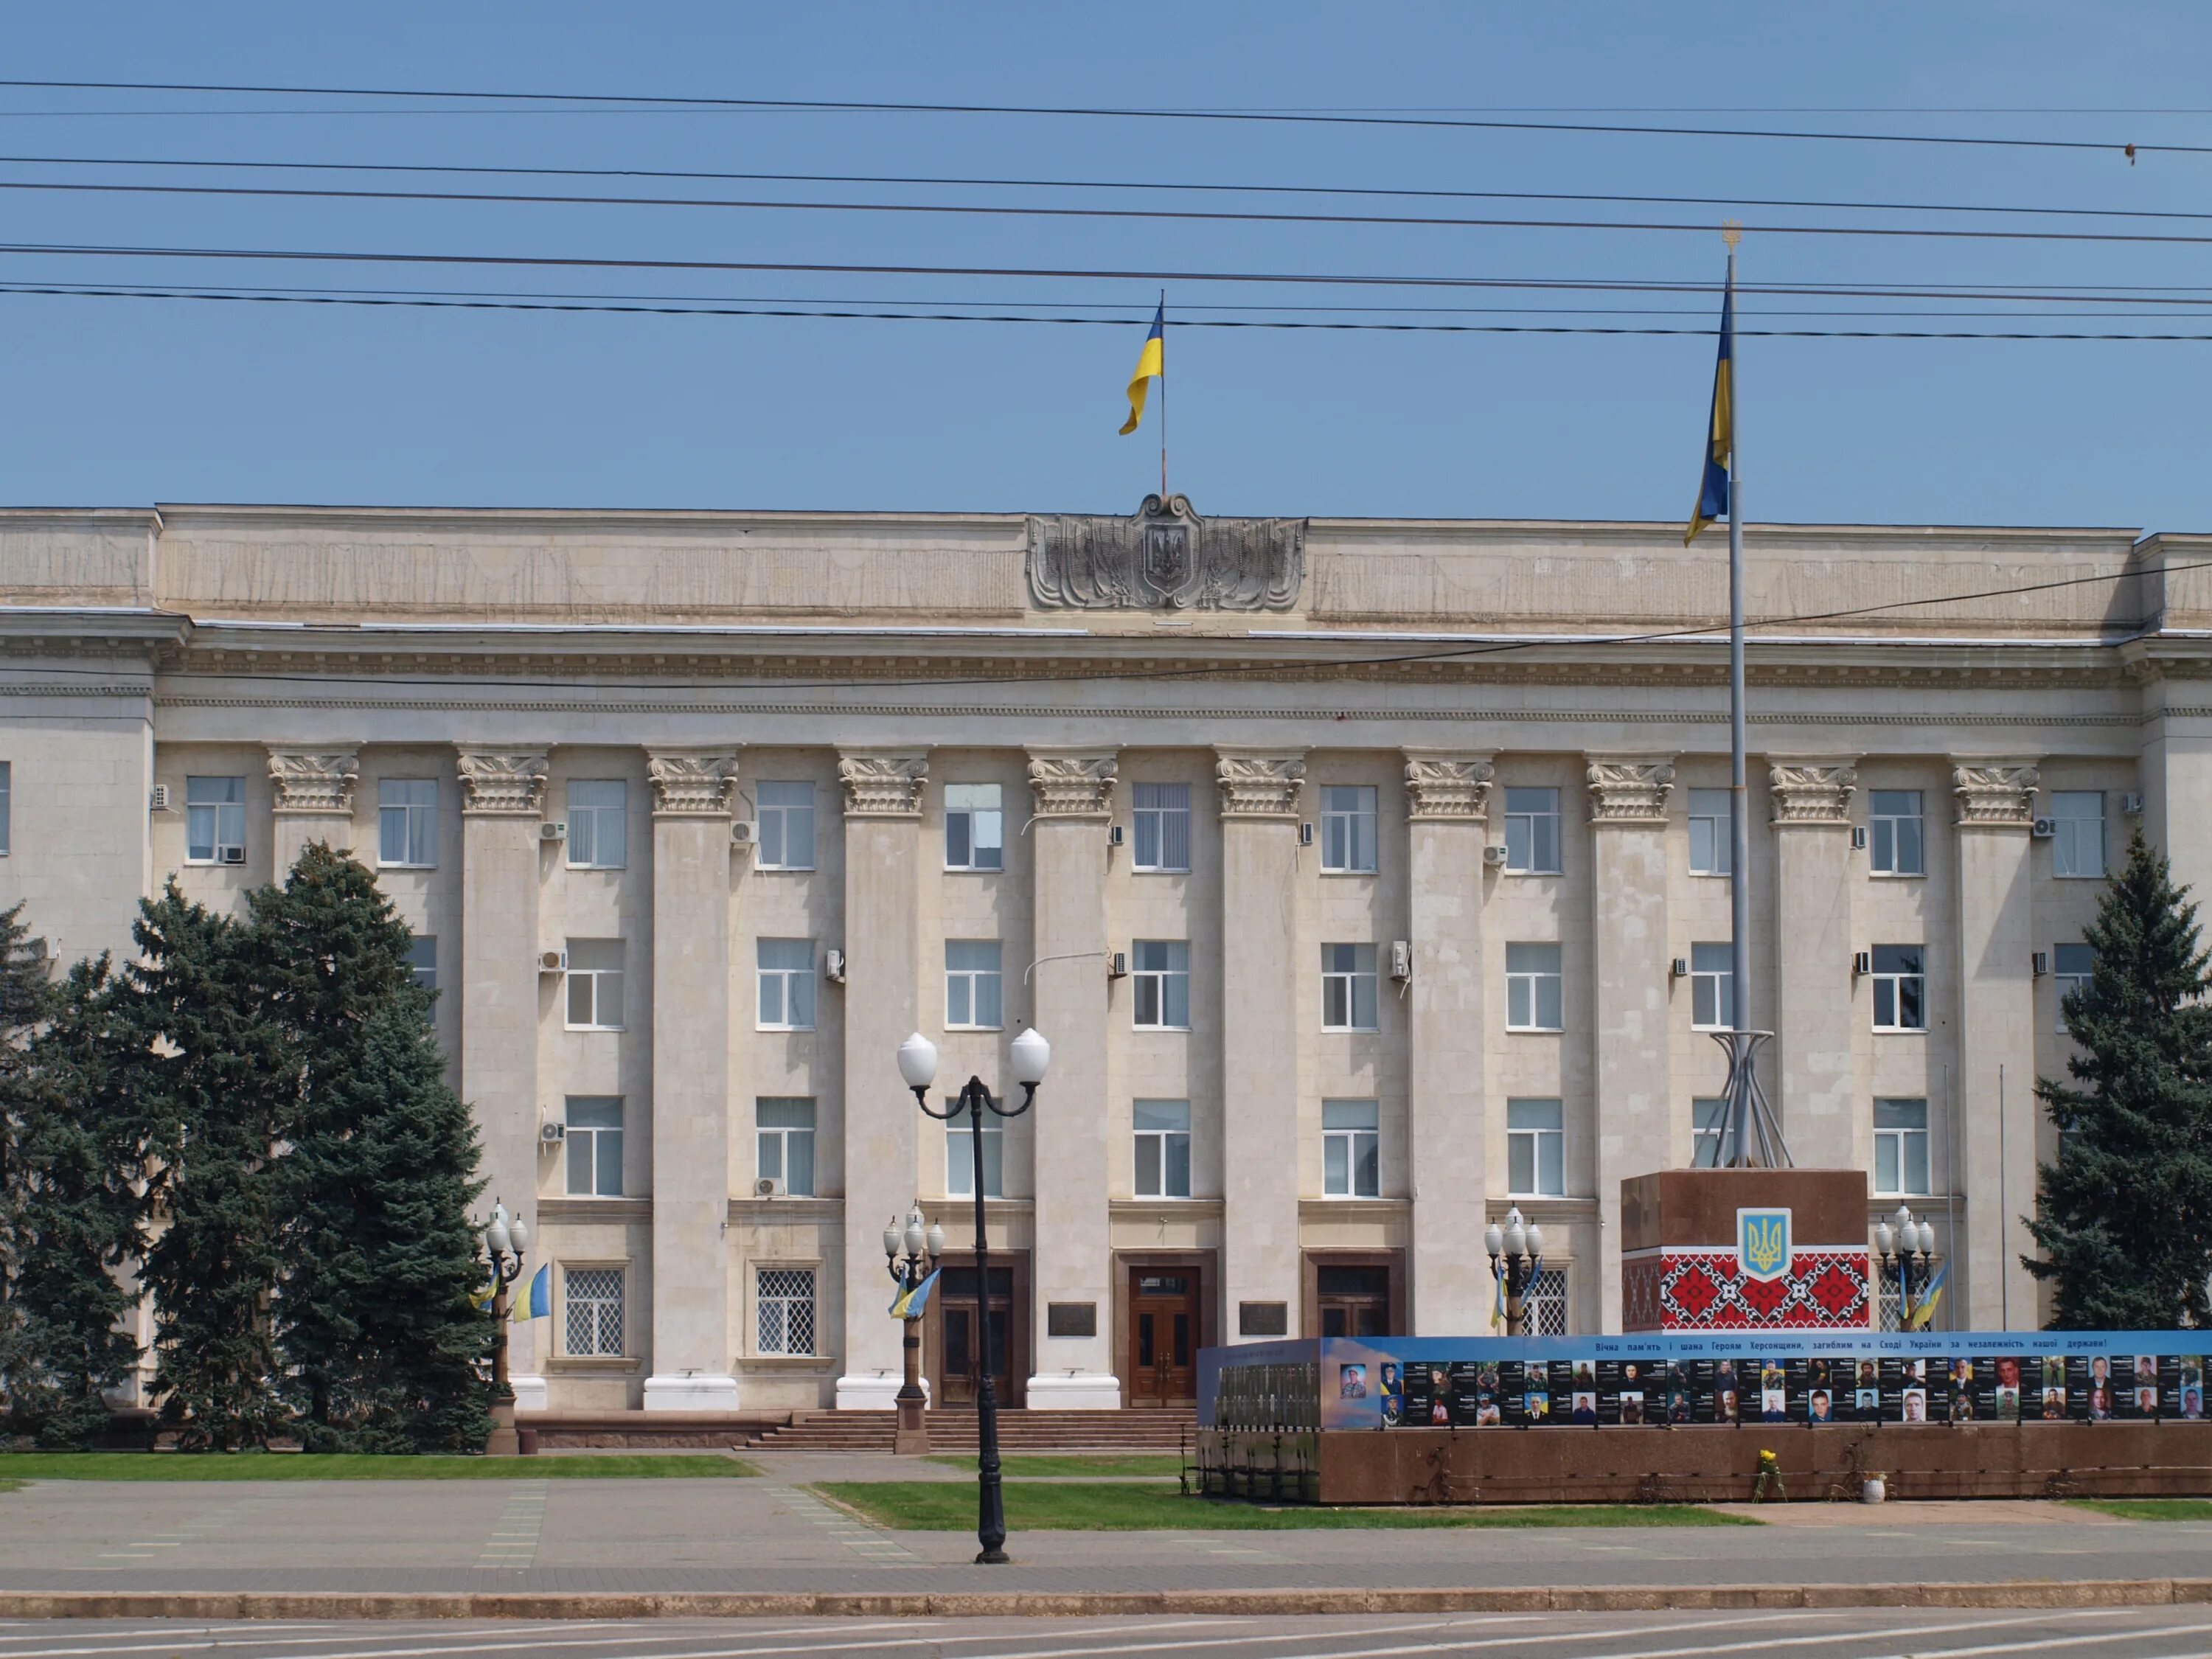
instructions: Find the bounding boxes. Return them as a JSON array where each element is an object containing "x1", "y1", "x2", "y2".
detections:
[{"x1": 742, "y1": 1406, "x2": 1195, "y2": 1454}]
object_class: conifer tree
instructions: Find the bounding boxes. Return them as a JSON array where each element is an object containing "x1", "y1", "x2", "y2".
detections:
[{"x1": 2029, "y1": 830, "x2": 2212, "y2": 1329}]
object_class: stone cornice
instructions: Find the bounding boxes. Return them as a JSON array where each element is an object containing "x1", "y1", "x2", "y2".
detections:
[
  {"x1": 1214, "y1": 750, "x2": 1306, "y2": 819},
  {"x1": 1952, "y1": 761, "x2": 2041, "y2": 828},
  {"x1": 1402, "y1": 752, "x2": 1495, "y2": 822},
  {"x1": 838, "y1": 751, "x2": 928, "y2": 818},
  {"x1": 453, "y1": 748, "x2": 549, "y2": 816},
  {"x1": 266, "y1": 747, "x2": 360, "y2": 815},
  {"x1": 1585, "y1": 757, "x2": 1676, "y2": 826},
  {"x1": 1768, "y1": 760, "x2": 1859, "y2": 827},
  {"x1": 646, "y1": 748, "x2": 738, "y2": 817},
  {"x1": 1026, "y1": 750, "x2": 1118, "y2": 820}
]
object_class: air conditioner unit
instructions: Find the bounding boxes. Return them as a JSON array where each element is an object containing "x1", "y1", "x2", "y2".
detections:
[
  {"x1": 2124, "y1": 792, "x2": 2145, "y2": 816},
  {"x1": 538, "y1": 949, "x2": 568, "y2": 974},
  {"x1": 755, "y1": 1176, "x2": 785, "y2": 1198},
  {"x1": 1389, "y1": 940, "x2": 1412, "y2": 981},
  {"x1": 825, "y1": 947, "x2": 847, "y2": 984},
  {"x1": 148, "y1": 784, "x2": 170, "y2": 812},
  {"x1": 1483, "y1": 844, "x2": 1509, "y2": 868},
  {"x1": 1850, "y1": 825, "x2": 1868, "y2": 851},
  {"x1": 539, "y1": 1121, "x2": 567, "y2": 1144},
  {"x1": 218, "y1": 846, "x2": 246, "y2": 866},
  {"x1": 731, "y1": 820, "x2": 757, "y2": 847},
  {"x1": 1670, "y1": 956, "x2": 1690, "y2": 980},
  {"x1": 1298, "y1": 822, "x2": 1315, "y2": 846},
  {"x1": 2031, "y1": 818, "x2": 2058, "y2": 839},
  {"x1": 2031, "y1": 950, "x2": 2050, "y2": 977},
  {"x1": 540, "y1": 821, "x2": 566, "y2": 842},
  {"x1": 1108, "y1": 824, "x2": 1125, "y2": 846},
  {"x1": 1851, "y1": 950, "x2": 1873, "y2": 976},
  {"x1": 1107, "y1": 950, "x2": 1129, "y2": 979}
]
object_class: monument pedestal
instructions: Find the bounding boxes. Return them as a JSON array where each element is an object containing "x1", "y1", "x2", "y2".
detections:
[{"x1": 1620, "y1": 1168, "x2": 1871, "y2": 1332}]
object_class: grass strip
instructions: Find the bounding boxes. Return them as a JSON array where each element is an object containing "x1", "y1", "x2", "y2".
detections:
[
  {"x1": 2070, "y1": 1498, "x2": 2212, "y2": 1521},
  {"x1": 0, "y1": 1452, "x2": 757, "y2": 1481},
  {"x1": 922, "y1": 1454, "x2": 1182, "y2": 1478},
  {"x1": 815, "y1": 1481, "x2": 1756, "y2": 1531}
]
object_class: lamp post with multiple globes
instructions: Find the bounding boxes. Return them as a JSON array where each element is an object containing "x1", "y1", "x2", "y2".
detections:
[
  {"x1": 479, "y1": 1200, "x2": 530, "y2": 1456},
  {"x1": 1874, "y1": 1204, "x2": 1938, "y2": 1329},
  {"x1": 882, "y1": 1207, "x2": 946, "y2": 1455},
  {"x1": 1484, "y1": 1206, "x2": 1545, "y2": 1338}
]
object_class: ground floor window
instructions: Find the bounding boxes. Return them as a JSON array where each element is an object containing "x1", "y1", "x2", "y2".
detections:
[
  {"x1": 1523, "y1": 1265, "x2": 1571, "y2": 1336},
  {"x1": 756, "y1": 1267, "x2": 818, "y2": 1356},
  {"x1": 563, "y1": 1266, "x2": 625, "y2": 1356}
]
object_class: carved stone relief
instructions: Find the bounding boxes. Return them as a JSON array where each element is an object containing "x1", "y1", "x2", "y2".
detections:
[
  {"x1": 1585, "y1": 757, "x2": 1677, "y2": 825},
  {"x1": 646, "y1": 750, "x2": 738, "y2": 816},
  {"x1": 1026, "y1": 752, "x2": 1118, "y2": 820},
  {"x1": 454, "y1": 749, "x2": 549, "y2": 816},
  {"x1": 267, "y1": 748, "x2": 360, "y2": 815},
  {"x1": 838, "y1": 752, "x2": 928, "y2": 818},
  {"x1": 1215, "y1": 751, "x2": 1307, "y2": 819},
  {"x1": 1768, "y1": 762, "x2": 1859, "y2": 827},
  {"x1": 1952, "y1": 762, "x2": 2041, "y2": 827},
  {"x1": 1403, "y1": 754, "x2": 1495, "y2": 822},
  {"x1": 1028, "y1": 495, "x2": 1304, "y2": 611}
]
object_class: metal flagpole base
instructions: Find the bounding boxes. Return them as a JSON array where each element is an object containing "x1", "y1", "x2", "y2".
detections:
[{"x1": 1710, "y1": 1028, "x2": 1792, "y2": 1169}]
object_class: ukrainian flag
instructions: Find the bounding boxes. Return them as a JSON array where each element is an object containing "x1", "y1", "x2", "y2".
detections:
[
  {"x1": 1906, "y1": 1260, "x2": 1948, "y2": 1331},
  {"x1": 1119, "y1": 302, "x2": 1164, "y2": 435},
  {"x1": 889, "y1": 1268, "x2": 940, "y2": 1321},
  {"x1": 1685, "y1": 265, "x2": 1734, "y2": 544},
  {"x1": 511, "y1": 1262, "x2": 550, "y2": 1324}
]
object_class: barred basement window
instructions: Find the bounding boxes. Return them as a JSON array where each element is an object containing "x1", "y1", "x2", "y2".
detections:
[
  {"x1": 757, "y1": 1267, "x2": 817, "y2": 1355},
  {"x1": 1523, "y1": 1265, "x2": 1571, "y2": 1336},
  {"x1": 563, "y1": 1267, "x2": 624, "y2": 1357}
]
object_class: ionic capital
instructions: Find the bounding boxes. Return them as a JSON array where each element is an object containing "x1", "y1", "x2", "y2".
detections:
[
  {"x1": 1214, "y1": 750, "x2": 1306, "y2": 820},
  {"x1": 266, "y1": 748, "x2": 360, "y2": 816},
  {"x1": 1403, "y1": 752, "x2": 1495, "y2": 823},
  {"x1": 454, "y1": 748, "x2": 549, "y2": 817},
  {"x1": 1026, "y1": 751, "x2": 1118, "y2": 821},
  {"x1": 1768, "y1": 760, "x2": 1859, "y2": 827},
  {"x1": 838, "y1": 751, "x2": 928, "y2": 818},
  {"x1": 1585, "y1": 756, "x2": 1676, "y2": 827},
  {"x1": 646, "y1": 748, "x2": 738, "y2": 817},
  {"x1": 1952, "y1": 761, "x2": 2041, "y2": 829}
]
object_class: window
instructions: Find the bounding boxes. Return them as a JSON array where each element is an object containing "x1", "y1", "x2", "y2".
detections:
[
  {"x1": 946, "y1": 1111, "x2": 1004, "y2": 1197},
  {"x1": 1687, "y1": 787, "x2": 1731, "y2": 876},
  {"x1": 1507, "y1": 1097, "x2": 1565, "y2": 1197},
  {"x1": 563, "y1": 1267, "x2": 625, "y2": 1356},
  {"x1": 2054, "y1": 942, "x2": 2095, "y2": 1033},
  {"x1": 1130, "y1": 781, "x2": 1189, "y2": 872},
  {"x1": 756, "y1": 1097, "x2": 817, "y2": 1196},
  {"x1": 1132, "y1": 939, "x2": 1190, "y2": 1029},
  {"x1": 756, "y1": 1266, "x2": 817, "y2": 1355},
  {"x1": 1871, "y1": 945, "x2": 1926, "y2": 1032},
  {"x1": 0, "y1": 761, "x2": 11, "y2": 855},
  {"x1": 1873, "y1": 1097, "x2": 1931, "y2": 1196},
  {"x1": 566, "y1": 779, "x2": 626, "y2": 869},
  {"x1": 2050, "y1": 790, "x2": 2106, "y2": 878},
  {"x1": 378, "y1": 779, "x2": 437, "y2": 869},
  {"x1": 757, "y1": 938, "x2": 816, "y2": 1031},
  {"x1": 185, "y1": 775, "x2": 246, "y2": 865},
  {"x1": 756, "y1": 781, "x2": 816, "y2": 871},
  {"x1": 945, "y1": 783, "x2": 1004, "y2": 871},
  {"x1": 566, "y1": 1096, "x2": 624, "y2": 1197},
  {"x1": 1868, "y1": 790, "x2": 1924, "y2": 877},
  {"x1": 1322, "y1": 1099, "x2": 1380, "y2": 1197},
  {"x1": 1692, "y1": 1096, "x2": 1728, "y2": 1168},
  {"x1": 405, "y1": 936, "x2": 437, "y2": 993},
  {"x1": 1502, "y1": 787, "x2": 1561, "y2": 874},
  {"x1": 945, "y1": 939, "x2": 1004, "y2": 1029},
  {"x1": 1690, "y1": 941, "x2": 1736, "y2": 1030},
  {"x1": 1321, "y1": 943, "x2": 1379, "y2": 1032},
  {"x1": 1523, "y1": 1265, "x2": 1571, "y2": 1336},
  {"x1": 563, "y1": 939, "x2": 626, "y2": 1030},
  {"x1": 1506, "y1": 942, "x2": 1564, "y2": 1031},
  {"x1": 1320, "y1": 785, "x2": 1378, "y2": 874},
  {"x1": 1133, "y1": 1099, "x2": 1192, "y2": 1198}
]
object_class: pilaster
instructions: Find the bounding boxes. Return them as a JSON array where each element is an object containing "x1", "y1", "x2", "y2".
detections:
[
  {"x1": 1769, "y1": 760, "x2": 1859, "y2": 1169},
  {"x1": 644, "y1": 747, "x2": 740, "y2": 1411},
  {"x1": 267, "y1": 747, "x2": 360, "y2": 871},
  {"x1": 1404, "y1": 752, "x2": 1493, "y2": 1334},
  {"x1": 1585, "y1": 755, "x2": 1674, "y2": 1334}
]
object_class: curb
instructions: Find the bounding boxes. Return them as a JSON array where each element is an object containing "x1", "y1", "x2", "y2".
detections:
[{"x1": 0, "y1": 1581, "x2": 2203, "y2": 1620}]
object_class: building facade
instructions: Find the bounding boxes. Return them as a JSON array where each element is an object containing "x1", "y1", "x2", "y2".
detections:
[{"x1": 2, "y1": 496, "x2": 2207, "y2": 1413}]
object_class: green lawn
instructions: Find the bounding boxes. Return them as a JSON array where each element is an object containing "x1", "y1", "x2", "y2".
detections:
[
  {"x1": 2071, "y1": 1498, "x2": 2212, "y2": 1522},
  {"x1": 923, "y1": 1454, "x2": 1183, "y2": 1478},
  {"x1": 815, "y1": 1481, "x2": 1756, "y2": 1531},
  {"x1": 0, "y1": 1453, "x2": 757, "y2": 1481}
]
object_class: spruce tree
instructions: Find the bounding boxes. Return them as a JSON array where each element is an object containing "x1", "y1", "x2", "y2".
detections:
[{"x1": 2029, "y1": 830, "x2": 2212, "y2": 1329}]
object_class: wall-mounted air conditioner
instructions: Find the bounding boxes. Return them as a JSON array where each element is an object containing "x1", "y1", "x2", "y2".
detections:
[
  {"x1": 538, "y1": 949, "x2": 568, "y2": 974},
  {"x1": 2031, "y1": 818, "x2": 2057, "y2": 839},
  {"x1": 149, "y1": 785, "x2": 170, "y2": 812},
  {"x1": 1851, "y1": 950, "x2": 1872, "y2": 976},
  {"x1": 1850, "y1": 825, "x2": 1868, "y2": 850},
  {"x1": 1107, "y1": 950, "x2": 1129, "y2": 979},
  {"x1": 219, "y1": 846, "x2": 246, "y2": 866},
  {"x1": 1108, "y1": 824, "x2": 1124, "y2": 846},
  {"x1": 1298, "y1": 822, "x2": 1315, "y2": 846},
  {"x1": 1389, "y1": 940, "x2": 1412, "y2": 981},
  {"x1": 540, "y1": 1121, "x2": 567, "y2": 1144},
  {"x1": 1483, "y1": 844, "x2": 1509, "y2": 868},
  {"x1": 825, "y1": 947, "x2": 847, "y2": 984},
  {"x1": 731, "y1": 820, "x2": 757, "y2": 847},
  {"x1": 1670, "y1": 956, "x2": 1690, "y2": 980},
  {"x1": 2124, "y1": 792, "x2": 2145, "y2": 816},
  {"x1": 2031, "y1": 951, "x2": 2049, "y2": 977},
  {"x1": 540, "y1": 821, "x2": 566, "y2": 842},
  {"x1": 755, "y1": 1176, "x2": 785, "y2": 1198}
]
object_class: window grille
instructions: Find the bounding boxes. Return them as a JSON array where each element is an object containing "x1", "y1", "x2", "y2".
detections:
[
  {"x1": 756, "y1": 1267, "x2": 817, "y2": 1355},
  {"x1": 563, "y1": 1267, "x2": 624, "y2": 1356}
]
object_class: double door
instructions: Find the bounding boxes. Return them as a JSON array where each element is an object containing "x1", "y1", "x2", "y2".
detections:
[
  {"x1": 935, "y1": 1265, "x2": 1016, "y2": 1407},
  {"x1": 1316, "y1": 1263, "x2": 1391, "y2": 1338},
  {"x1": 1129, "y1": 1269, "x2": 1198, "y2": 1405}
]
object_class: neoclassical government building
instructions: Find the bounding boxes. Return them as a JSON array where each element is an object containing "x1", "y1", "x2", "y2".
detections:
[{"x1": 0, "y1": 497, "x2": 2202, "y2": 1414}]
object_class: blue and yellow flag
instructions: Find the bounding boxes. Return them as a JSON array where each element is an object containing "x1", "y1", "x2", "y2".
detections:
[
  {"x1": 1685, "y1": 262, "x2": 1734, "y2": 544},
  {"x1": 1906, "y1": 1260, "x2": 1948, "y2": 1331},
  {"x1": 1119, "y1": 302, "x2": 1164, "y2": 435},
  {"x1": 889, "y1": 1268, "x2": 940, "y2": 1321},
  {"x1": 510, "y1": 1262, "x2": 550, "y2": 1324}
]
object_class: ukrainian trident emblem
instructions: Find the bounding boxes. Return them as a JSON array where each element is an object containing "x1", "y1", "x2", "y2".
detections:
[{"x1": 1737, "y1": 1208, "x2": 1792, "y2": 1283}]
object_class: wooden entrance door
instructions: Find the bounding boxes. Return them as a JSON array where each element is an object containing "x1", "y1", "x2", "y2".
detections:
[
  {"x1": 1128, "y1": 1267, "x2": 1199, "y2": 1405},
  {"x1": 1316, "y1": 1264, "x2": 1391, "y2": 1338},
  {"x1": 936, "y1": 1265, "x2": 1015, "y2": 1407}
]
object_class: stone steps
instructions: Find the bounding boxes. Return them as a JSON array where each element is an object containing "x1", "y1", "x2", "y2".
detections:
[{"x1": 744, "y1": 1407, "x2": 1196, "y2": 1453}]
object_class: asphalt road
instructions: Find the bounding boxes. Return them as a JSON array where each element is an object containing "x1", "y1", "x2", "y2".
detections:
[{"x1": 6, "y1": 1608, "x2": 2212, "y2": 1659}]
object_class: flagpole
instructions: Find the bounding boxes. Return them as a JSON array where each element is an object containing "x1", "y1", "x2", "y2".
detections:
[
  {"x1": 1158, "y1": 288, "x2": 1168, "y2": 501},
  {"x1": 1723, "y1": 226, "x2": 1753, "y2": 1169}
]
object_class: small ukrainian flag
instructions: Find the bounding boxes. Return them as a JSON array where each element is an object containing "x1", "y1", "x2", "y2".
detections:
[
  {"x1": 889, "y1": 1268, "x2": 940, "y2": 1321},
  {"x1": 1907, "y1": 1260, "x2": 1948, "y2": 1331},
  {"x1": 511, "y1": 1262, "x2": 551, "y2": 1324},
  {"x1": 1685, "y1": 263, "x2": 1735, "y2": 545},
  {"x1": 1119, "y1": 302, "x2": 1164, "y2": 435}
]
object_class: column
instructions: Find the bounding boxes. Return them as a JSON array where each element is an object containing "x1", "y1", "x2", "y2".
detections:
[
  {"x1": 1216, "y1": 750, "x2": 1306, "y2": 1344},
  {"x1": 1768, "y1": 761, "x2": 1860, "y2": 1169},
  {"x1": 267, "y1": 748, "x2": 359, "y2": 872},
  {"x1": 456, "y1": 746, "x2": 549, "y2": 1406},
  {"x1": 1402, "y1": 752, "x2": 1494, "y2": 1335},
  {"x1": 642, "y1": 748, "x2": 740, "y2": 1410},
  {"x1": 2140, "y1": 686, "x2": 2212, "y2": 904},
  {"x1": 1952, "y1": 761, "x2": 2042, "y2": 1331},
  {"x1": 1024, "y1": 750, "x2": 1120, "y2": 1408},
  {"x1": 835, "y1": 750, "x2": 928, "y2": 1409},
  {"x1": 1587, "y1": 757, "x2": 1675, "y2": 1335}
]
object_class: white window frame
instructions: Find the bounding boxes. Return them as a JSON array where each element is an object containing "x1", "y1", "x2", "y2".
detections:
[
  {"x1": 1130, "y1": 781, "x2": 1190, "y2": 873},
  {"x1": 1687, "y1": 787, "x2": 1731, "y2": 876},
  {"x1": 756, "y1": 1096, "x2": 817, "y2": 1196},
  {"x1": 1506, "y1": 942, "x2": 1564, "y2": 1032},
  {"x1": 1133, "y1": 1099, "x2": 1192, "y2": 1199},
  {"x1": 754, "y1": 1265, "x2": 818, "y2": 1357},
  {"x1": 1319, "y1": 785, "x2": 1378, "y2": 874},
  {"x1": 945, "y1": 939, "x2": 1004, "y2": 1031},
  {"x1": 754, "y1": 780, "x2": 817, "y2": 872},
  {"x1": 1506, "y1": 1097, "x2": 1565, "y2": 1197},
  {"x1": 1691, "y1": 1096, "x2": 1728, "y2": 1168},
  {"x1": 1871, "y1": 944, "x2": 1927, "y2": 1033},
  {"x1": 1873, "y1": 1097, "x2": 1931, "y2": 1197},
  {"x1": 378, "y1": 778, "x2": 438, "y2": 869},
  {"x1": 1321, "y1": 1099, "x2": 1380, "y2": 1198},
  {"x1": 1502, "y1": 786, "x2": 1562, "y2": 874},
  {"x1": 406, "y1": 935, "x2": 437, "y2": 993},
  {"x1": 1689, "y1": 941, "x2": 1736, "y2": 1031},
  {"x1": 1131, "y1": 939, "x2": 1191, "y2": 1029},
  {"x1": 757, "y1": 938, "x2": 817, "y2": 1032},
  {"x1": 945, "y1": 782, "x2": 1004, "y2": 872},
  {"x1": 2053, "y1": 942, "x2": 2094, "y2": 1034},
  {"x1": 565, "y1": 1096, "x2": 625, "y2": 1197},
  {"x1": 1868, "y1": 790, "x2": 1924, "y2": 877},
  {"x1": 184, "y1": 774, "x2": 247, "y2": 866},
  {"x1": 563, "y1": 939, "x2": 626, "y2": 1032},
  {"x1": 566, "y1": 779, "x2": 626, "y2": 871},
  {"x1": 946, "y1": 1112, "x2": 1004, "y2": 1198},
  {"x1": 561, "y1": 1265, "x2": 625, "y2": 1357},
  {"x1": 1321, "y1": 943, "x2": 1379, "y2": 1032},
  {"x1": 2050, "y1": 790, "x2": 2107, "y2": 879}
]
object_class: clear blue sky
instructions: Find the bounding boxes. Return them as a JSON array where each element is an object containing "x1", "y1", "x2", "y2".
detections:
[{"x1": 0, "y1": 2, "x2": 2207, "y2": 528}]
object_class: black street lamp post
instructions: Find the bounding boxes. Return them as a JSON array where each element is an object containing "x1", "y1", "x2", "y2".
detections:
[
  {"x1": 1484, "y1": 1206, "x2": 1545, "y2": 1337},
  {"x1": 1874, "y1": 1205, "x2": 1938, "y2": 1329},
  {"x1": 898, "y1": 1026, "x2": 1051, "y2": 1565},
  {"x1": 479, "y1": 1200, "x2": 530, "y2": 1456}
]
